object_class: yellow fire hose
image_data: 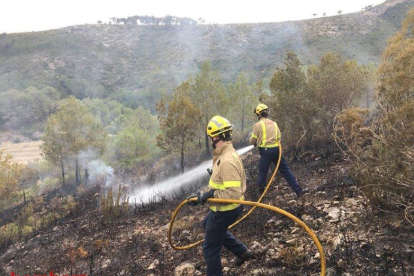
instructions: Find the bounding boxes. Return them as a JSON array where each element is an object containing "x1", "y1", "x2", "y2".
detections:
[{"x1": 167, "y1": 143, "x2": 326, "y2": 275}]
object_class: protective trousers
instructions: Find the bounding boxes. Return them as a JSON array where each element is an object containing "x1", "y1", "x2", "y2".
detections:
[
  {"x1": 202, "y1": 206, "x2": 247, "y2": 276},
  {"x1": 257, "y1": 147, "x2": 302, "y2": 195}
]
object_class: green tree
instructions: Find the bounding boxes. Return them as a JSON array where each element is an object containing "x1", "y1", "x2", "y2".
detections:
[
  {"x1": 308, "y1": 52, "x2": 368, "y2": 143},
  {"x1": 112, "y1": 112, "x2": 158, "y2": 171},
  {"x1": 190, "y1": 61, "x2": 228, "y2": 156},
  {"x1": 42, "y1": 97, "x2": 106, "y2": 186},
  {"x1": 157, "y1": 81, "x2": 201, "y2": 173},
  {"x1": 268, "y1": 51, "x2": 317, "y2": 151},
  {"x1": 227, "y1": 72, "x2": 257, "y2": 133}
]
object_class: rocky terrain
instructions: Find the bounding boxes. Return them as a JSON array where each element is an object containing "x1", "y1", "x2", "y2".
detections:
[{"x1": 1, "y1": 152, "x2": 412, "y2": 276}]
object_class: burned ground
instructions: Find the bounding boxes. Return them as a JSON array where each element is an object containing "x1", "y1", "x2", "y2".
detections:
[{"x1": 0, "y1": 154, "x2": 413, "y2": 276}]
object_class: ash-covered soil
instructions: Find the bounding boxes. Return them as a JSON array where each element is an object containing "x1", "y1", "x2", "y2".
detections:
[{"x1": 1, "y1": 154, "x2": 413, "y2": 276}]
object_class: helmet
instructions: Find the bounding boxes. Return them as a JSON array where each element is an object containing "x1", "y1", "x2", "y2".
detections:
[
  {"x1": 207, "y1": 115, "x2": 233, "y2": 137},
  {"x1": 254, "y1": 103, "x2": 269, "y2": 115}
]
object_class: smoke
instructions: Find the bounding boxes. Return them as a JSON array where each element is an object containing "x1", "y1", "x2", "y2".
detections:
[
  {"x1": 78, "y1": 148, "x2": 98, "y2": 168},
  {"x1": 129, "y1": 145, "x2": 254, "y2": 204},
  {"x1": 87, "y1": 159, "x2": 115, "y2": 186},
  {"x1": 78, "y1": 148, "x2": 115, "y2": 186}
]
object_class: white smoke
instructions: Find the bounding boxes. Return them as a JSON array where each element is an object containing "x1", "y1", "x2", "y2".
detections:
[
  {"x1": 77, "y1": 149, "x2": 115, "y2": 187},
  {"x1": 87, "y1": 159, "x2": 114, "y2": 186},
  {"x1": 78, "y1": 149, "x2": 98, "y2": 168},
  {"x1": 129, "y1": 145, "x2": 254, "y2": 204}
]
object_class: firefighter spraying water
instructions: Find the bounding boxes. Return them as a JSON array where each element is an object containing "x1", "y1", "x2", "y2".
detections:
[
  {"x1": 168, "y1": 115, "x2": 326, "y2": 276},
  {"x1": 130, "y1": 145, "x2": 254, "y2": 204}
]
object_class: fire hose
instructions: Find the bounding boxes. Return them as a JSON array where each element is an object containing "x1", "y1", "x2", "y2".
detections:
[{"x1": 168, "y1": 143, "x2": 326, "y2": 276}]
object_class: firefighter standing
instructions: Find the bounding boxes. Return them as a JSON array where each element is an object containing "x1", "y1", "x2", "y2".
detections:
[
  {"x1": 188, "y1": 115, "x2": 252, "y2": 276},
  {"x1": 250, "y1": 104, "x2": 308, "y2": 197}
]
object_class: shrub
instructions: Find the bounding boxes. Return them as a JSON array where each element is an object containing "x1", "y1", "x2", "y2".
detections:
[{"x1": 333, "y1": 9, "x2": 414, "y2": 226}]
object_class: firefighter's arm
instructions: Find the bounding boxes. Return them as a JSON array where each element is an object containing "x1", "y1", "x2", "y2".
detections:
[
  {"x1": 213, "y1": 161, "x2": 243, "y2": 199},
  {"x1": 250, "y1": 124, "x2": 259, "y2": 146}
]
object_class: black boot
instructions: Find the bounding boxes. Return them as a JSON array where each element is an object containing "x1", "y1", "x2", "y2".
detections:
[
  {"x1": 297, "y1": 188, "x2": 309, "y2": 198},
  {"x1": 235, "y1": 249, "x2": 253, "y2": 266}
]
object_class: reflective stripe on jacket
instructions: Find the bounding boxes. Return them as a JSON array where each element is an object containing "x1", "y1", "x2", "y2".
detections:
[
  {"x1": 207, "y1": 142, "x2": 246, "y2": 212},
  {"x1": 250, "y1": 118, "x2": 281, "y2": 148}
]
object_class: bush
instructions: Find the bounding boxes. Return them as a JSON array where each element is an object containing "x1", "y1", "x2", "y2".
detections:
[
  {"x1": 36, "y1": 176, "x2": 60, "y2": 195},
  {"x1": 100, "y1": 185, "x2": 129, "y2": 225},
  {"x1": 333, "y1": 9, "x2": 414, "y2": 226}
]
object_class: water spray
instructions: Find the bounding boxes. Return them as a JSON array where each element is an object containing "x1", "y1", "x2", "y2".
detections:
[{"x1": 129, "y1": 145, "x2": 254, "y2": 204}]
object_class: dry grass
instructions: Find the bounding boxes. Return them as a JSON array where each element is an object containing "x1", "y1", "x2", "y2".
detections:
[{"x1": 0, "y1": 141, "x2": 43, "y2": 164}]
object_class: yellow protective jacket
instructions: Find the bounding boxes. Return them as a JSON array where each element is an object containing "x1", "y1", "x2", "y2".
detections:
[
  {"x1": 205, "y1": 142, "x2": 247, "y2": 212},
  {"x1": 250, "y1": 117, "x2": 281, "y2": 148}
]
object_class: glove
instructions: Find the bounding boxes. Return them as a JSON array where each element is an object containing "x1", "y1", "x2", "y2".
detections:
[
  {"x1": 207, "y1": 168, "x2": 213, "y2": 176},
  {"x1": 198, "y1": 189, "x2": 215, "y2": 205},
  {"x1": 186, "y1": 192, "x2": 200, "y2": 206}
]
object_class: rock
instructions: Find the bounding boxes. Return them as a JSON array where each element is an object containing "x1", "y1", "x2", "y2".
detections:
[
  {"x1": 309, "y1": 257, "x2": 317, "y2": 264},
  {"x1": 266, "y1": 248, "x2": 278, "y2": 260},
  {"x1": 148, "y1": 259, "x2": 159, "y2": 270},
  {"x1": 174, "y1": 262, "x2": 196, "y2": 276},
  {"x1": 326, "y1": 267, "x2": 336, "y2": 276},
  {"x1": 296, "y1": 245, "x2": 305, "y2": 254},
  {"x1": 252, "y1": 268, "x2": 263, "y2": 275},
  {"x1": 179, "y1": 230, "x2": 191, "y2": 241},
  {"x1": 102, "y1": 259, "x2": 112, "y2": 269},
  {"x1": 332, "y1": 234, "x2": 343, "y2": 250},
  {"x1": 337, "y1": 258, "x2": 345, "y2": 268},
  {"x1": 301, "y1": 214, "x2": 313, "y2": 222},
  {"x1": 265, "y1": 219, "x2": 276, "y2": 228},
  {"x1": 352, "y1": 216, "x2": 359, "y2": 223},
  {"x1": 223, "y1": 266, "x2": 230, "y2": 273},
  {"x1": 251, "y1": 241, "x2": 263, "y2": 251},
  {"x1": 345, "y1": 198, "x2": 358, "y2": 206},
  {"x1": 326, "y1": 207, "x2": 341, "y2": 222}
]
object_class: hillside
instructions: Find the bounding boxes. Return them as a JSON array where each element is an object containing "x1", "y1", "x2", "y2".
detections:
[{"x1": 0, "y1": 0, "x2": 413, "y2": 109}]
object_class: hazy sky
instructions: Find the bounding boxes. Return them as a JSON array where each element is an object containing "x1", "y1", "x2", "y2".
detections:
[{"x1": 1, "y1": 0, "x2": 386, "y2": 33}]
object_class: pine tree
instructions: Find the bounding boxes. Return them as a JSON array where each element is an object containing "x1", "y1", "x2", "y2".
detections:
[
  {"x1": 227, "y1": 72, "x2": 257, "y2": 133},
  {"x1": 157, "y1": 81, "x2": 202, "y2": 173},
  {"x1": 42, "y1": 97, "x2": 106, "y2": 186},
  {"x1": 190, "y1": 61, "x2": 228, "y2": 156}
]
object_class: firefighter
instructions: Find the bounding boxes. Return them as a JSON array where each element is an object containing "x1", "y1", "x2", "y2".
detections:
[
  {"x1": 250, "y1": 104, "x2": 308, "y2": 197},
  {"x1": 187, "y1": 115, "x2": 252, "y2": 276}
]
